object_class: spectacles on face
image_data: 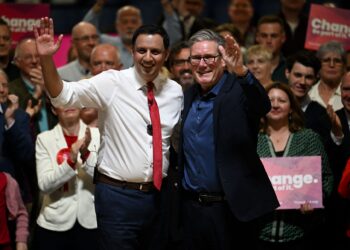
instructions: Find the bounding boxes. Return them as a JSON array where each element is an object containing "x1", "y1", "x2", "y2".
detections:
[
  {"x1": 74, "y1": 35, "x2": 99, "y2": 42},
  {"x1": 321, "y1": 57, "x2": 343, "y2": 66},
  {"x1": 173, "y1": 58, "x2": 191, "y2": 66},
  {"x1": 189, "y1": 54, "x2": 220, "y2": 66}
]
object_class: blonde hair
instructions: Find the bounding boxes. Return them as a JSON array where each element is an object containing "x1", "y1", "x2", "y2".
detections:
[{"x1": 244, "y1": 44, "x2": 272, "y2": 64}]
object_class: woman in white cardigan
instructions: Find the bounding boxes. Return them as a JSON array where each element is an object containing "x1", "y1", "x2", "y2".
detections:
[{"x1": 33, "y1": 106, "x2": 100, "y2": 250}]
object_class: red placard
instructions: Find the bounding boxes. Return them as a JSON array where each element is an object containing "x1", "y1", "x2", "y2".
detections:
[
  {"x1": 261, "y1": 156, "x2": 323, "y2": 210},
  {"x1": 0, "y1": 3, "x2": 50, "y2": 48},
  {"x1": 305, "y1": 4, "x2": 350, "y2": 51}
]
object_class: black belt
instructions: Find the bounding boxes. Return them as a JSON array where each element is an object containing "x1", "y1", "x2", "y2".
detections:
[
  {"x1": 184, "y1": 191, "x2": 226, "y2": 204},
  {"x1": 94, "y1": 170, "x2": 156, "y2": 192}
]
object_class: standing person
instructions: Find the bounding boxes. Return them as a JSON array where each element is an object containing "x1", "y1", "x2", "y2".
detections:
[
  {"x1": 170, "y1": 29, "x2": 279, "y2": 250},
  {"x1": 33, "y1": 106, "x2": 100, "y2": 250},
  {"x1": 245, "y1": 44, "x2": 273, "y2": 88},
  {"x1": 256, "y1": 15, "x2": 287, "y2": 83},
  {"x1": 34, "y1": 18, "x2": 183, "y2": 250},
  {"x1": 83, "y1": 0, "x2": 142, "y2": 69},
  {"x1": 285, "y1": 50, "x2": 331, "y2": 143},
  {"x1": 0, "y1": 18, "x2": 19, "y2": 81},
  {"x1": 167, "y1": 40, "x2": 194, "y2": 91},
  {"x1": 256, "y1": 82, "x2": 333, "y2": 250},
  {"x1": 58, "y1": 21, "x2": 99, "y2": 81},
  {"x1": 309, "y1": 41, "x2": 347, "y2": 111},
  {"x1": 81, "y1": 43, "x2": 123, "y2": 127},
  {"x1": 325, "y1": 72, "x2": 350, "y2": 249}
]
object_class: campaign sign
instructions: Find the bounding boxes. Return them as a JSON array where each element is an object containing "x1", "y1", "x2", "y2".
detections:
[
  {"x1": 0, "y1": 3, "x2": 50, "y2": 48},
  {"x1": 305, "y1": 4, "x2": 350, "y2": 51},
  {"x1": 261, "y1": 156, "x2": 323, "y2": 210}
]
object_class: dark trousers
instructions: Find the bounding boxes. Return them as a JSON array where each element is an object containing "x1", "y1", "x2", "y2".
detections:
[
  {"x1": 95, "y1": 182, "x2": 162, "y2": 250},
  {"x1": 181, "y1": 196, "x2": 259, "y2": 250},
  {"x1": 32, "y1": 222, "x2": 98, "y2": 250}
]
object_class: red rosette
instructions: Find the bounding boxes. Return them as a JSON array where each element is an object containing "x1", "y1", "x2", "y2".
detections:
[{"x1": 56, "y1": 148, "x2": 71, "y2": 191}]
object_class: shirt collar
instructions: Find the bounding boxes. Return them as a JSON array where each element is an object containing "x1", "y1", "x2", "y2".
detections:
[{"x1": 134, "y1": 67, "x2": 168, "y2": 92}]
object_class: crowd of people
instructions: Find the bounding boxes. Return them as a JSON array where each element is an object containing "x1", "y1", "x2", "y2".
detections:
[{"x1": 0, "y1": 0, "x2": 350, "y2": 250}]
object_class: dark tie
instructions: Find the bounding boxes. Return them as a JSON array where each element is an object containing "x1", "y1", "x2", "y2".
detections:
[{"x1": 147, "y1": 82, "x2": 162, "y2": 190}]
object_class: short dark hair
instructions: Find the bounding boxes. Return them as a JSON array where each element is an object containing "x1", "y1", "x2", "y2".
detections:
[
  {"x1": 257, "y1": 15, "x2": 285, "y2": 34},
  {"x1": 260, "y1": 82, "x2": 304, "y2": 133},
  {"x1": 132, "y1": 24, "x2": 170, "y2": 50},
  {"x1": 167, "y1": 40, "x2": 190, "y2": 68},
  {"x1": 286, "y1": 50, "x2": 321, "y2": 76}
]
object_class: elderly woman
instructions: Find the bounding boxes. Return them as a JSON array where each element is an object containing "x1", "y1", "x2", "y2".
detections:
[
  {"x1": 256, "y1": 82, "x2": 333, "y2": 250},
  {"x1": 245, "y1": 44, "x2": 273, "y2": 87},
  {"x1": 33, "y1": 106, "x2": 100, "y2": 250}
]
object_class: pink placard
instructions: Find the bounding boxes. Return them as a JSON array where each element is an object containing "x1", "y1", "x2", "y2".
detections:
[
  {"x1": 261, "y1": 156, "x2": 323, "y2": 210},
  {"x1": 305, "y1": 4, "x2": 350, "y2": 51},
  {"x1": 0, "y1": 3, "x2": 50, "y2": 48},
  {"x1": 53, "y1": 35, "x2": 72, "y2": 68}
]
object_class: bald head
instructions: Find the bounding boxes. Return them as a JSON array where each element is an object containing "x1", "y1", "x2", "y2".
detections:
[
  {"x1": 71, "y1": 21, "x2": 99, "y2": 64},
  {"x1": 90, "y1": 43, "x2": 122, "y2": 75},
  {"x1": 115, "y1": 5, "x2": 142, "y2": 45}
]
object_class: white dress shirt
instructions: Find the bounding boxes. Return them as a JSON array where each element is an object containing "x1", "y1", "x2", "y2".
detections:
[{"x1": 51, "y1": 67, "x2": 183, "y2": 183}]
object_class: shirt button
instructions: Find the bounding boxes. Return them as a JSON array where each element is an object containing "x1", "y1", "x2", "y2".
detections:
[{"x1": 174, "y1": 182, "x2": 179, "y2": 189}]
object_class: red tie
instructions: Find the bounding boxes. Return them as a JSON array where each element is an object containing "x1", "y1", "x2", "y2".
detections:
[{"x1": 147, "y1": 82, "x2": 162, "y2": 190}]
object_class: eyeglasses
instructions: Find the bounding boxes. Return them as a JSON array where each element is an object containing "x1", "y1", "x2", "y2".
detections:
[
  {"x1": 321, "y1": 57, "x2": 343, "y2": 66},
  {"x1": 74, "y1": 34, "x2": 99, "y2": 42},
  {"x1": 189, "y1": 54, "x2": 220, "y2": 66},
  {"x1": 173, "y1": 58, "x2": 190, "y2": 66}
]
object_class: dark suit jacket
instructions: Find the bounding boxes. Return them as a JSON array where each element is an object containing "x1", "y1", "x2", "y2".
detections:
[
  {"x1": 9, "y1": 77, "x2": 57, "y2": 137},
  {"x1": 304, "y1": 101, "x2": 332, "y2": 146},
  {"x1": 1, "y1": 104, "x2": 34, "y2": 164},
  {"x1": 170, "y1": 72, "x2": 279, "y2": 223}
]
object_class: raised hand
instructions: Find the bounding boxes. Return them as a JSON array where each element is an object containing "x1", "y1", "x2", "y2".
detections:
[
  {"x1": 218, "y1": 35, "x2": 247, "y2": 76},
  {"x1": 34, "y1": 17, "x2": 63, "y2": 57},
  {"x1": 327, "y1": 104, "x2": 343, "y2": 137},
  {"x1": 25, "y1": 99, "x2": 42, "y2": 118},
  {"x1": 4, "y1": 94, "x2": 19, "y2": 126}
]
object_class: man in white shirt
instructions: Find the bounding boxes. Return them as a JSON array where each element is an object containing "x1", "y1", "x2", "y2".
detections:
[{"x1": 34, "y1": 17, "x2": 183, "y2": 250}]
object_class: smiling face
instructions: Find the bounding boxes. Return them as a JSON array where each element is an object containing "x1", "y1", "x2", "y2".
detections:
[
  {"x1": 266, "y1": 87, "x2": 291, "y2": 125},
  {"x1": 228, "y1": 0, "x2": 254, "y2": 24},
  {"x1": 54, "y1": 106, "x2": 81, "y2": 125},
  {"x1": 190, "y1": 40, "x2": 225, "y2": 93},
  {"x1": 246, "y1": 53, "x2": 272, "y2": 86},
  {"x1": 133, "y1": 34, "x2": 168, "y2": 83},
  {"x1": 286, "y1": 62, "x2": 316, "y2": 101}
]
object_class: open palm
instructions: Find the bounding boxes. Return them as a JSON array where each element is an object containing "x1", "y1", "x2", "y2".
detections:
[{"x1": 34, "y1": 17, "x2": 63, "y2": 56}]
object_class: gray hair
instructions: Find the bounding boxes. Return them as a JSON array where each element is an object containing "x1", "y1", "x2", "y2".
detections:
[
  {"x1": 188, "y1": 29, "x2": 225, "y2": 50},
  {"x1": 316, "y1": 40, "x2": 346, "y2": 64}
]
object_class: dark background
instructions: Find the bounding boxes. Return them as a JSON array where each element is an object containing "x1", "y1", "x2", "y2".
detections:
[{"x1": 31, "y1": 0, "x2": 350, "y2": 34}]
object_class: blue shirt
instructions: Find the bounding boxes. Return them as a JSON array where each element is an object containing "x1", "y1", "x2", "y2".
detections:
[{"x1": 182, "y1": 73, "x2": 227, "y2": 193}]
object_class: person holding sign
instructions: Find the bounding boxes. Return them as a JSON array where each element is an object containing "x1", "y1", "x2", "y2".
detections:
[{"x1": 256, "y1": 82, "x2": 333, "y2": 249}]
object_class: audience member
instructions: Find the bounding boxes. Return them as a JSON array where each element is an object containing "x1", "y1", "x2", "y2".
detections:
[
  {"x1": 80, "y1": 43, "x2": 123, "y2": 127},
  {"x1": 58, "y1": 21, "x2": 99, "y2": 81},
  {"x1": 0, "y1": 18, "x2": 19, "y2": 81},
  {"x1": 169, "y1": 29, "x2": 278, "y2": 250},
  {"x1": 160, "y1": 0, "x2": 217, "y2": 44},
  {"x1": 10, "y1": 38, "x2": 56, "y2": 136},
  {"x1": 256, "y1": 82, "x2": 333, "y2": 249},
  {"x1": 278, "y1": 0, "x2": 308, "y2": 58},
  {"x1": 309, "y1": 41, "x2": 347, "y2": 111},
  {"x1": 35, "y1": 18, "x2": 183, "y2": 250},
  {"x1": 33, "y1": 106, "x2": 100, "y2": 250},
  {"x1": 256, "y1": 15, "x2": 287, "y2": 83},
  {"x1": 83, "y1": 0, "x2": 142, "y2": 69},
  {"x1": 66, "y1": 45, "x2": 77, "y2": 63},
  {"x1": 166, "y1": 40, "x2": 194, "y2": 91},
  {"x1": 227, "y1": 0, "x2": 256, "y2": 48},
  {"x1": 285, "y1": 50, "x2": 331, "y2": 143},
  {"x1": 325, "y1": 71, "x2": 350, "y2": 249},
  {"x1": 0, "y1": 171, "x2": 29, "y2": 250},
  {"x1": 245, "y1": 44, "x2": 273, "y2": 87}
]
